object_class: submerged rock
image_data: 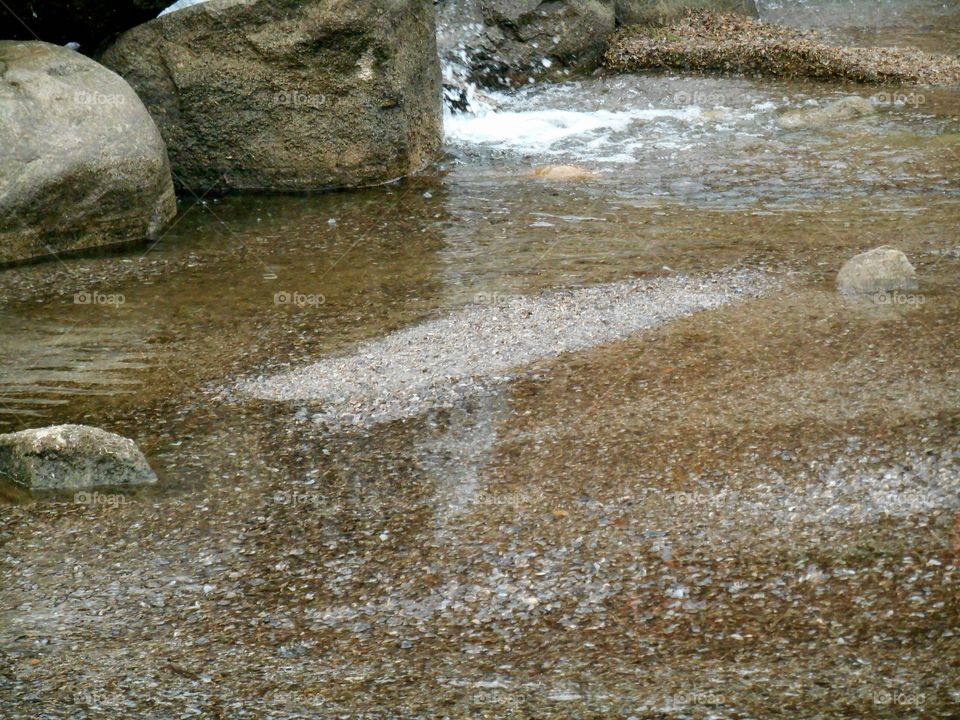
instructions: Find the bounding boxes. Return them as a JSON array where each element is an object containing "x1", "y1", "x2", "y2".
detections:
[
  {"x1": 100, "y1": 0, "x2": 443, "y2": 193},
  {"x1": 836, "y1": 246, "x2": 918, "y2": 296},
  {"x1": 615, "y1": 0, "x2": 757, "y2": 26},
  {"x1": 0, "y1": 41, "x2": 176, "y2": 266},
  {"x1": 777, "y1": 96, "x2": 876, "y2": 130},
  {"x1": 604, "y1": 11, "x2": 960, "y2": 85},
  {"x1": 0, "y1": 424, "x2": 157, "y2": 491}
]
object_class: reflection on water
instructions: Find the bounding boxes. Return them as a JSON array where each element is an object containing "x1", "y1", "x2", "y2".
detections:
[
  {"x1": 0, "y1": 314, "x2": 151, "y2": 421},
  {"x1": 415, "y1": 390, "x2": 513, "y2": 528}
]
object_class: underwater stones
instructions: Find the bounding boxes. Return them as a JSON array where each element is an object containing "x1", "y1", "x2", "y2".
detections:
[{"x1": 777, "y1": 96, "x2": 875, "y2": 130}]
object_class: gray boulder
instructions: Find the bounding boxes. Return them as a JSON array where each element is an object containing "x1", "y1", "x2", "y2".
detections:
[
  {"x1": 837, "y1": 246, "x2": 918, "y2": 296},
  {"x1": 0, "y1": 41, "x2": 177, "y2": 265},
  {"x1": 0, "y1": 424, "x2": 157, "y2": 491},
  {"x1": 437, "y1": 0, "x2": 616, "y2": 89},
  {"x1": 100, "y1": 0, "x2": 443, "y2": 193},
  {"x1": 614, "y1": 0, "x2": 758, "y2": 26}
]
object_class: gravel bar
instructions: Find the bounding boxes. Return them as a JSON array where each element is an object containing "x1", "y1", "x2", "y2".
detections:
[
  {"x1": 239, "y1": 269, "x2": 778, "y2": 428},
  {"x1": 605, "y1": 11, "x2": 960, "y2": 86}
]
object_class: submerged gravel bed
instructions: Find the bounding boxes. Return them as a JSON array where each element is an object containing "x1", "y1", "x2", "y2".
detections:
[
  {"x1": 606, "y1": 11, "x2": 960, "y2": 85},
  {"x1": 239, "y1": 269, "x2": 778, "y2": 428}
]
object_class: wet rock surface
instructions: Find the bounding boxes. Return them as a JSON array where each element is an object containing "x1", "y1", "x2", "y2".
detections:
[
  {"x1": 437, "y1": 0, "x2": 615, "y2": 88},
  {"x1": 605, "y1": 11, "x2": 960, "y2": 84},
  {"x1": 0, "y1": 41, "x2": 176, "y2": 265},
  {"x1": 100, "y1": 0, "x2": 443, "y2": 193},
  {"x1": 0, "y1": 424, "x2": 156, "y2": 491}
]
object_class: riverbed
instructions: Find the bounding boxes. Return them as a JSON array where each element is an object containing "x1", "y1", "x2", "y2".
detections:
[{"x1": 1, "y1": 3, "x2": 959, "y2": 717}]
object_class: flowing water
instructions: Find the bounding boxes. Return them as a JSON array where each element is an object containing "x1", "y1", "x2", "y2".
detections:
[{"x1": 1, "y1": 2, "x2": 959, "y2": 717}]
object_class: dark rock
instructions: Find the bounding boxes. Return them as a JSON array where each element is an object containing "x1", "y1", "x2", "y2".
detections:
[{"x1": 0, "y1": 1, "x2": 169, "y2": 54}]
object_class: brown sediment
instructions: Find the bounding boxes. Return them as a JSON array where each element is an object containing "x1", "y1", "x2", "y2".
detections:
[
  {"x1": 529, "y1": 165, "x2": 598, "y2": 180},
  {"x1": 605, "y1": 11, "x2": 960, "y2": 86}
]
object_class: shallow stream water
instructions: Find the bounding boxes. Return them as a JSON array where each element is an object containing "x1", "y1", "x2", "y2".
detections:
[{"x1": 1, "y1": 3, "x2": 959, "y2": 717}]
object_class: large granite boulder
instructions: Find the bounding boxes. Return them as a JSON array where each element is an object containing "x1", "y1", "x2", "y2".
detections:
[
  {"x1": 0, "y1": 1, "x2": 169, "y2": 54},
  {"x1": 437, "y1": 0, "x2": 616, "y2": 89},
  {"x1": 0, "y1": 41, "x2": 177, "y2": 265},
  {"x1": 614, "y1": 0, "x2": 757, "y2": 26},
  {"x1": 0, "y1": 424, "x2": 157, "y2": 491},
  {"x1": 100, "y1": 0, "x2": 443, "y2": 193}
]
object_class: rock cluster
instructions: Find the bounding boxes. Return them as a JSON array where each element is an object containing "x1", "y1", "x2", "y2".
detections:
[
  {"x1": 437, "y1": 0, "x2": 616, "y2": 88},
  {"x1": 0, "y1": 1, "x2": 444, "y2": 263}
]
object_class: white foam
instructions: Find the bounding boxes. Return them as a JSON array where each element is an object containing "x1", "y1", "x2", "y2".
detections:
[
  {"x1": 444, "y1": 106, "x2": 703, "y2": 157},
  {"x1": 158, "y1": 0, "x2": 210, "y2": 17}
]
